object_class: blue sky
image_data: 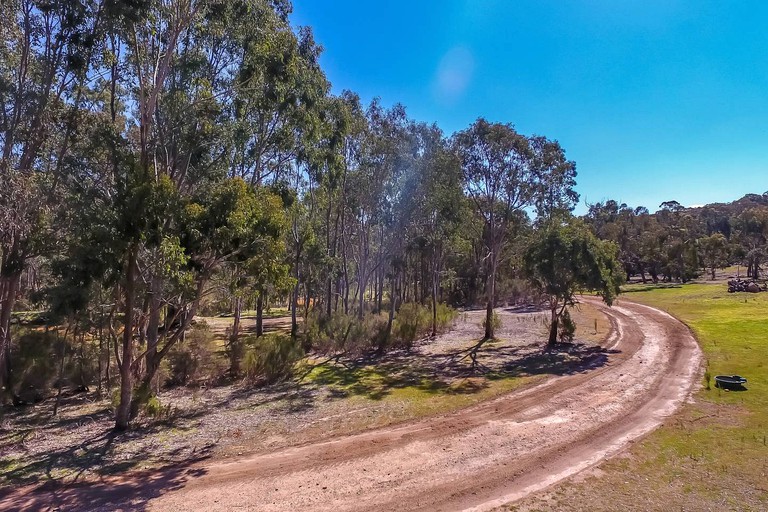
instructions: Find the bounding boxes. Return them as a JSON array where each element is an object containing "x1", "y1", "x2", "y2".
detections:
[{"x1": 290, "y1": 1, "x2": 768, "y2": 214}]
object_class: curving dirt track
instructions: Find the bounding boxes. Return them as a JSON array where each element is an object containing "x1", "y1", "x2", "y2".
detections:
[{"x1": 2, "y1": 298, "x2": 702, "y2": 512}]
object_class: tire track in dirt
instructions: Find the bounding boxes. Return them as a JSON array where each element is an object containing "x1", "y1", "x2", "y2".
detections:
[{"x1": 2, "y1": 298, "x2": 702, "y2": 512}]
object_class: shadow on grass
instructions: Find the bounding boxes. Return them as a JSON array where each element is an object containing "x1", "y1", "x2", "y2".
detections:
[
  {"x1": 305, "y1": 340, "x2": 617, "y2": 402},
  {"x1": 0, "y1": 417, "x2": 213, "y2": 486},
  {"x1": 502, "y1": 304, "x2": 548, "y2": 313},
  {"x1": 622, "y1": 283, "x2": 683, "y2": 293}
]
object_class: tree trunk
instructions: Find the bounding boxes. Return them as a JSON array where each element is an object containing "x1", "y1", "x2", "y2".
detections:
[
  {"x1": 291, "y1": 282, "x2": 299, "y2": 339},
  {"x1": 115, "y1": 247, "x2": 138, "y2": 431},
  {"x1": 97, "y1": 305, "x2": 104, "y2": 399},
  {"x1": 431, "y1": 268, "x2": 438, "y2": 337},
  {"x1": 229, "y1": 296, "x2": 243, "y2": 376},
  {"x1": 484, "y1": 260, "x2": 497, "y2": 340},
  {"x1": 256, "y1": 294, "x2": 264, "y2": 337},
  {"x1": 0, "y1": 272, "x2": 21, "y2": 402},
  {"x1": 382, "y1": 272, "x2": 398, "y2": 353},
  {"x1": 358, "y1": 271, "x2": 367, "y2": 321},
  {"x1": 291, "y1": 244, "x2": 301, "y2": 339},
  {"x1": 376, "y1": 268, "x2": 383, "y2": 313},
  {"x1": 53, "y1": 323, "x2": 72, "y2": 417},
  {"x1": 144, "y1": 274, "x2": 162, "y2": 391},
  {"x1": 548, "y1": 307, "x2": 559, "y2": 345}
]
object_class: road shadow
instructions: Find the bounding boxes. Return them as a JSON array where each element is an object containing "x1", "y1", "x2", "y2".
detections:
[
  {"x1": 0, "y1": 454, "x2": 210, "y2": 512},
  {"x1": 494, "y1": 343, "x2": 618, "y2": 378}
]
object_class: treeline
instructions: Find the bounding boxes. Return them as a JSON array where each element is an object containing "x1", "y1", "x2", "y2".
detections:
[
  {"x1": 585, "y1": 194, "x2": 768, "y2": 283},
  {"x1": 3, "y1": 0, "x2": 624, "y2": 430}
]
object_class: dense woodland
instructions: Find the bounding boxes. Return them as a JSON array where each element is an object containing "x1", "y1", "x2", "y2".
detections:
[{"x1": 1, "y1": 0, "x2": 766, "y2": 431}]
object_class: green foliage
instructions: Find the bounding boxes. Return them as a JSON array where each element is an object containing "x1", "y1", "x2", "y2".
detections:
[
  {"x1": 481, "y1": 311, "x2": 502, "y2": 335},
  {"x1": 525, "y1": 215, "x2": 624, "y2": 343},
  {"x1": 698, "y1": 233, "x2": 730, "y2": 279},
  {"x1": 392, "y1": 303, "x2": 431, "y2": 348},
  {"x1": 303, "y1": 311, "x2": 387, "y2": 356},
  {"x1": 303, "y1": 303, "x2": 458, "y2": 355},
  {"x1": 11, "y1": 328, "x2": 98, "y2": 394},
  {"x1": 12, "y1": 330, "x2": 57, "y2": 392},
  {"x1": 144, "y1": 396, "x2": 163, "y2": 418},
  {"x1": 434, "y1": 303, "x2": 459, "y2": 333},
  {"x1": 525, "y1": 216, "x2": 624, "y2": 307},
  {"x1": 243, "y1": 333, "x2": 304, "y2": 384},
  {"x1": 142, "y1": 395, "x2": 177, "y2": 422},
  {"x1": 165, "y1": 322, "x2": 221, "y2": 386},
  {"x1": 558, "y1": 309, "x2": 576, "y2": 342}
]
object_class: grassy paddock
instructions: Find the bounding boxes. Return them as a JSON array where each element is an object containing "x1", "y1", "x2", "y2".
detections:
[{"x1": 509, "y1": 283, "x2": 768, "y2": 511}]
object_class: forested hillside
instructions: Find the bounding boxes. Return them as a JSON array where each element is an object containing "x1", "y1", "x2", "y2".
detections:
[
  {"x1": 1, "y1": 0, "x2": 764, "y2": 433},
  {"x1": 584, "y1": 193, "x2": 768, "y2": 282}
]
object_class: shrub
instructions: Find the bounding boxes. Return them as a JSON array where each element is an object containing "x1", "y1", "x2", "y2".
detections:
[
  {"x1": 302, "y1": 311, "x2": 387, "y2": 356},
  {"x1": 481, "y1": 311, "x2": 502, "y2": 334},
  {"x1": 558, "y1": 309, "x2": 576, "y2": 343},
  {"x1": 303, "y1": 303, "x2": 457, "y2": 355},
  {"x1": 243, "y1": 333, "x2": 304, "y2": 384},
  {"x1": 165, "y1": 321, "x2": 222, "y2": 386},
  {"x1": 13, "y1": 330, "x2": 57, "y2": 392},
  {"x1": 434, "y1": 303, "x2": 458, "y2": 333},
  {"x1": 392, "y1": 303, "x2": 431, "y2": 349},
  {"x1": 143, "y1": 395, "x2": 177, "y2": 421},
  {"x1": 13, "y1": 329, "x2": 99, "y2": 394}
]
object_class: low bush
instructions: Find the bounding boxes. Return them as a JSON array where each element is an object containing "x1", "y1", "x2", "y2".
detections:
[
  {"x1": 391, "y1": 302, "x2": 459, "y2": 349},
  {"x1": 303, "y1": 302, "x2": 459, "y2": 354},
  {"x1": 558, "y1": 309, "x2": 576, "y2": 342},
  {"x1": 12, "y1": 328, "x2": 99, "y2": 396},
  {"x1": 392, "y1": 303, "x2": 431, "y2": 349},
  {"x1": 243, "y1": 332, "x2": 304, "y2": 384},
  {"x1": 481, "y1": 311, "x2": 502, "y2": 334},
  {"x1": 13, "y1": 330, "x2": 57, "y2": 392},
  {"x1": 434, "y1": 303, "x2": 459, "y2": 333},
  {"x1": 302, "y1": 310, "x2": 387, "y2": 356},
  {"x1": 164, "y1": 321, "x2": 223, "y2": 386}
]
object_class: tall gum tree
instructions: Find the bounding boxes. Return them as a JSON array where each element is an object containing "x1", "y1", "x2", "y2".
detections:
[
  {"x1": 0, "y1": 0, "x2": 102, "y2": 401},
  {"x1": 453, "y1": 119, "x2": 535, "y2": 340}
]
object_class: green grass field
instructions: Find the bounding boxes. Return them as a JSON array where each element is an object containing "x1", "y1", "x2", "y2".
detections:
[{"x1": 511, "y1": 283, "x2": 768, "y2": 511}]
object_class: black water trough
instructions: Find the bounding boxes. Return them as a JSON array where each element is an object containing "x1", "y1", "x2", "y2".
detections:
[{"x1": 714, "y1": 375, "x2": 747, "y2": 390}]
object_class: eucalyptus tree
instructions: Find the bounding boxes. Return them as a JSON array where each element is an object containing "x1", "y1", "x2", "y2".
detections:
[
  {"x1": 58, "y1": 0, "x2": 302, "y2": 430},
  {"x1": 698, "y1": 233, "x2": 729, "y2": 280},
  {"x1": 219, "y1": 4, "x2": 327, "y2": 363},
  {"x1": 453, "y1": 120, "x2": 535, "y2": 340},
  {"x1": 399, "y1": 123, "x2": 464, "y2": 335},
  {"x1": 347, "y1": 99, "x2": 414, "y2": 321},
  {"x1": 0, "y1": 0, "x2": 104, "y2": 401},
  {"x1": 523, "y1": 215, "x2": 623, "y2": 345},
  {"x1": 734, "y1": 206, "x2": 768, "y2": 278},
  {"x1": 529, "y1": 135, "x2": 578, "y2": 219}
]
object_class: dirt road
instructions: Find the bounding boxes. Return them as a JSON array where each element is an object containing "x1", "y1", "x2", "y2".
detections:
[{"x1": 3, "y1": 299, "x2": 702, "y2": 511}]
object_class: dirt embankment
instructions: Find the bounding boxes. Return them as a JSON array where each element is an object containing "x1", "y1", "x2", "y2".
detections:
[{"x1": 1, "y1": 298, "x2": 702, "y2": 512}]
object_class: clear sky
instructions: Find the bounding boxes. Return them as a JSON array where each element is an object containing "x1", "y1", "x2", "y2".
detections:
[{"x1": 290, "y1": 0, "x2": 768, "y2": 214}]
